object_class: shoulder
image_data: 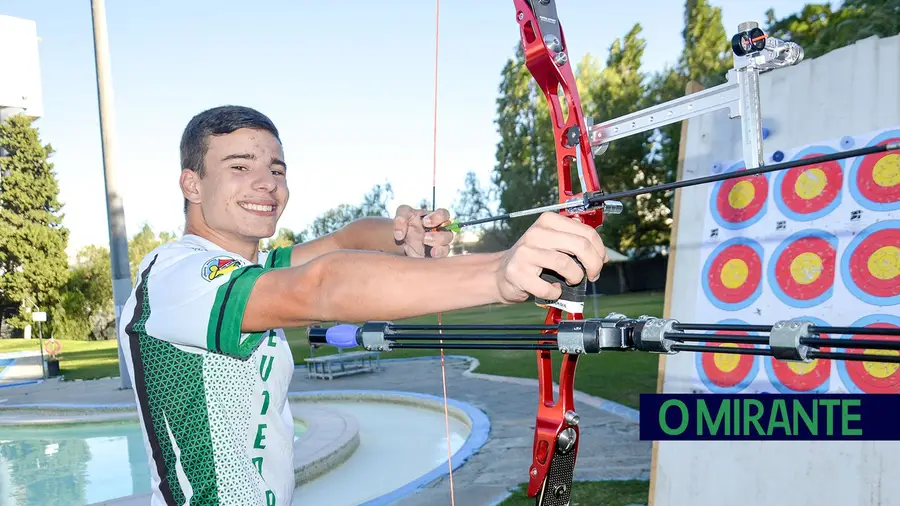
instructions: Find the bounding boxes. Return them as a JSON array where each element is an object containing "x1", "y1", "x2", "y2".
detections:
[{"x1": 134, "y1": 236, "x2": 258, "y2": 285}]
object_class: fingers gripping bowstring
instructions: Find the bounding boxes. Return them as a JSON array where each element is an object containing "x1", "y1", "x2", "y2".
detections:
[{"x1": 431, "y1": 0, "x2": 457, "y2": 503}]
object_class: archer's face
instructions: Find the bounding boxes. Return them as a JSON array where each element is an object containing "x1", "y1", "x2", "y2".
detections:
[{"x1": 182, "y1": 128, "x2": 289, "y2": 243}]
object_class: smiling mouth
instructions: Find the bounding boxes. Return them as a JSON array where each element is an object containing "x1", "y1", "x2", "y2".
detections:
[{"x1": 239, "y1": 202, "x2": 276, "y2": 213}]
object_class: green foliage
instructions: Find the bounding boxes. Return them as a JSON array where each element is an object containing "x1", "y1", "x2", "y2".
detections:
[
  {"x1": 0, "y1": 114, "x2": 70, "y2": 331},
  {"x1": 302, "y1": 182, "x2": 397, "y2": 240},
  {"x1": 766, "y1": 0, "x2": 900, "y2": 59},
  {"x1": 50, "y1": 224, "x2": 176, "y2": 340}
]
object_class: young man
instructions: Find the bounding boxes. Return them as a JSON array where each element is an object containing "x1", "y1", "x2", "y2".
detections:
[{"x1": 118, "y1": 105, "x2": 609, "y2": 506}]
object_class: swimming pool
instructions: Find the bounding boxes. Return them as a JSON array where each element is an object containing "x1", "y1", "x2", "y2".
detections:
[{"x1": 0, "y1": 394, "x2": 483, "y2": 506}]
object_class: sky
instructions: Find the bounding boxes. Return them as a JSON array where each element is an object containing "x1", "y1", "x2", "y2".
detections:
[{"x1": 1, "y1": 0, "x2": 818, "y2": 260}]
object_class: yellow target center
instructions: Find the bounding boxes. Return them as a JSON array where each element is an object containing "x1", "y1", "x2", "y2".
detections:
[
  {"x1": 867, "y1": 245, "x2": 900, "y2": 281},
  {"x1": 862, "y1": 348, "x2": 899, "y2": 378},
  {"x1": 872, "y1": 154, "x2": 900, "y2": 188},
  {"x1": 787, "y1": 360, "x2": 818, "y2": 375},
  {"x1": 794, "y1": 167, "x2": 827, "y2": 199},
  {"x1": 790, "y1": 252, "x2": 824, "y2": 285},
  {"x1": 713, "y1": 343, "x2": 741, "y2": 372},
  {"x1": 720, "y1": 258, "x2": 749, "y2": 289},
  {"x1": 728, "y1": 180, "x2": 756, "y2": 209}
]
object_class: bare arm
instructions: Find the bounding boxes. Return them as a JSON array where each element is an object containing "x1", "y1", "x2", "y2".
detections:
[
  {"x1": 287, "y1": 217, "x2": 403, "y2": 267},
  {"x1": 243, "y1": 249, "x2": 504, "y2": 332}
]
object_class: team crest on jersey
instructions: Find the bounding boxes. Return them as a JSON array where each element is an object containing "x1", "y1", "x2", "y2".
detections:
[{"x1": 201, "y1": 256, "x2": 242, "y2": 281}]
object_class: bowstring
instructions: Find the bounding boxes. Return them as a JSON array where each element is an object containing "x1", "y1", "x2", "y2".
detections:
[{"x1": 431, "y1": 0, "x2": 456, "y2": 503}]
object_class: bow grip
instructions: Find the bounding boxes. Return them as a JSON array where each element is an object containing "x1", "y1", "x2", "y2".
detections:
[{"x1": 535, "y1": 255, "x2": 587, "y2": 314}]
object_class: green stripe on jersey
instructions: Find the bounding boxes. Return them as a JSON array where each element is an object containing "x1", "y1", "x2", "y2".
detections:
[{"x1": 206, "y1": 265, "x2": 267, "y2": 359}]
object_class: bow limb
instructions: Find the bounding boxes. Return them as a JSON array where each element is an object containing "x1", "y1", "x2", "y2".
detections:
[{"x1": 513, "y1": 0, "x2": 603, "y2": 503}]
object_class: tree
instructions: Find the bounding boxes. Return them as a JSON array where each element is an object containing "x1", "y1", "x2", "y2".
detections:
[
  {"x1": 302, "y1": 182, "x2": 400, "y2": 240},
  {"x1": 766, "y1": 0, "x2": 900, "y2": 60},
  {"x1": 0, "y1": 114, "x2": 69, "y2": 331},
  {"x1": 51, "y1": 224, "x2": 176, "y2": 340},
  {"x1": 491, "y1": 44, "x2": 558, "y2": 245}
]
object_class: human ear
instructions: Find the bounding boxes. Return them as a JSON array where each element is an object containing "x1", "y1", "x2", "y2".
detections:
[{"x1": 180, "y1": 169, "x2": 202, "y2": 204}]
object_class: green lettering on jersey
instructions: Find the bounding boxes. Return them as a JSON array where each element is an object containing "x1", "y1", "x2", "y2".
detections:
[
  {"x1": 253, "y1": 457, "x2": 264, "y2": 475},
  {"x1": 254, "y1": 424, "x2": 267, "y2": 449},
  {"x1": 267, "y1": 490, "x2": 276, "y2": 506},
  {"x1": 267, "y1": 330, "x2": 278, "y2": 347},
  {"x1": 259, "y1": 355, "x2": 274, "y2": 381},
  {"x1": 261, "y1": 390, "x2": 270, "y2": 415}
]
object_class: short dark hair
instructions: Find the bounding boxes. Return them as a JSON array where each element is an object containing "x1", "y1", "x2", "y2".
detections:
[{"x1": 179, "y1": 105, "x2": 281, "y2": 212}]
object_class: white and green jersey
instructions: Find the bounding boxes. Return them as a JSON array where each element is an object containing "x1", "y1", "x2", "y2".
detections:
[{"x1": 118, "y1": 234, "x2": 296, "y2": 506}]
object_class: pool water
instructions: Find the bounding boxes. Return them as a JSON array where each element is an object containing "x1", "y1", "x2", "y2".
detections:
[
  {"x1": 0, "y1": 421, "x2": 306, "y2": 506},
  {"x1": 0, "y1": 400, "x2": 472, "y2": 506},
  {"x1": 0, "y1": 423, "x2": 151, "y2": 506}
]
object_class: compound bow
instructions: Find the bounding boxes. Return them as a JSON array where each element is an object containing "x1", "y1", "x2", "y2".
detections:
[{"x1": 313, "y1": 2, "x2": 900, "y2": 505}]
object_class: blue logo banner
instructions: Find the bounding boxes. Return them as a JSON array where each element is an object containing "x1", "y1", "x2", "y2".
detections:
[{"x1": 639, "y1": 394, "x2": 899, "y2": 441}]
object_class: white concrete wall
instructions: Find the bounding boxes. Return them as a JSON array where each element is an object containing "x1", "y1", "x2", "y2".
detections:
[
  {"x1": 653, "y1": 33, "x2": 900, "y2": 506},
  {"x1": 0, "y1": 15, "x2": 44, "y2": 118}
]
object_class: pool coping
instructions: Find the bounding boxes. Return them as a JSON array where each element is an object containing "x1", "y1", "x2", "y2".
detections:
[{"x1": 0, "y1": 389, "x2": 491, "y2": 506}]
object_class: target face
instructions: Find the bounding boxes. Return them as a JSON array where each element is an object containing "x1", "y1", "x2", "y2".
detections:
[
  {"x1": 836, "y1": 315, "x2": 900, "y2": 394},
  {"x1": 764, "y1": 316, "x2": 832, "y2": 393},
  {"x1": 767, "y1": 230, "x2": 838, "y2": 308},
  {"x1": 774, "y1": 146, "x2": 843, "y2": 221},
  {"x1": 702, "y1": 237, "x2": 764, "y2": 311},
  {"x1": 848, "y1": 130, "x2": 900, "y2": 211},
  {"x1": 709, "y1": 161, "x2": 769, "y2": 230},
  {"x1": 695, "y1": 319, "x2": 761, "y2": 393},
  {"x1": 841, "y1": 220, "x2": 900, "y2": 306}
]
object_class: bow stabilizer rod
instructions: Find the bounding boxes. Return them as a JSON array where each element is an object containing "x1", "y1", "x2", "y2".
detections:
[{"x1": 309, "y1": 316, "x2": 900, "y2": 364}]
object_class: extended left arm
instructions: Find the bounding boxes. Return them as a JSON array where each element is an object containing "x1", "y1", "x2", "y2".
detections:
[{"x1": 288, "y1": 207, "x2": 453, "y2": 267}]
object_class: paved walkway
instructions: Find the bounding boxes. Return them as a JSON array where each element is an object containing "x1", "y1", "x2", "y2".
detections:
[
  {"x1": 291, "y1": 356, "x2": 651, "y2": 505},
  {"x1": 0, "y1": 356, "x2": 650, "y2": 506}
]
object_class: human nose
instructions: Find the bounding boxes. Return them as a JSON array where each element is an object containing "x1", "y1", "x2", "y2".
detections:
[{"x1": 252, "y1": 169, "x2": 277, "y2": 192}]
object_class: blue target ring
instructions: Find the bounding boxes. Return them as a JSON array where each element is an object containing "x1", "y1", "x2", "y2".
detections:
[
  {"x1": 773, "y1": 145, "x2": 844, "y2": 222},
  {"x1": 701, "y1": 237, "x2": 765, "y2": 311},
  {"x1": 694, "y1": 318, "x2": 761, "y2": 393},
  {"x1": 767, "y1": 229, "x2": 838, "y2": 309},
  {"x1": 847, "y1": 129, "x2": 900, "y2": 212},
  {"x1": 763, "y1": 316, "x2": 832, "y2": 394},
  {"x1": 708, "y1": 160, "x2": 769, "y2": 230},
  {"x1": 836, "y1": 314, "x2": 900, "y2": 394}
]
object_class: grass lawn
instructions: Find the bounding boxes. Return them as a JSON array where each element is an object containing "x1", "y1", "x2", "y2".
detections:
[{"x1": 497, "y1": 479, "x2": 649, "y2": 506}]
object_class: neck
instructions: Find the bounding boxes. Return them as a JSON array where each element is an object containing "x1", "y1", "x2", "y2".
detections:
[{"x1": 185, "y1": 220, "x2": 260, "y2": 264}]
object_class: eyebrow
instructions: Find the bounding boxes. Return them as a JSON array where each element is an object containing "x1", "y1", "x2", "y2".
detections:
[{"x1": 221, "y1": 152, "x2": 287, "y2": 168}]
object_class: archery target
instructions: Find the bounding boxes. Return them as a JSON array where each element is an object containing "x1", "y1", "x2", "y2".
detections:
[
  {"x1": 767, "y1": 229, "x2": 838, "y2": 308},
  {"x1": 709, "y1": 161, "x2": 769, "y2": 230},
  {"x1": 701, "y1": 237, "x2": 764, "y2": 311},
  {"x1": 764, "y1": 316, "x2": 832, "y2": 393},
  {"x1": 836, "y1": 314, "x2": 900, "y2": 394},
  {"x1": 848, "y1": 130, "x2": 900, "y2": 211},
  {"x1": 840, "y1": 220, "x2": 900, "y2": 306},
  {"x1": 694, "y1": 319, "x2": 761, "y2": 393},
  {"x1": 774, "y1": 146, "x2": 843, "y2": 221}
]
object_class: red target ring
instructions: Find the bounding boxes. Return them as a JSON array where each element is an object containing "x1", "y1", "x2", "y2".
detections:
[
  {"x1": 715, "y1": 170, "x2": 768, "y2": 224},
  {"x1": 768, "y1": 329, "x2": 831, "y2": 393},
  {"x1": 770, "y1": 231, "x2": 837, "y2": 307},
  {"x1": 706, "y1": 243, "x2": 762, "y2": 304},
  {"x1": 847, "y1": 228, "x2": 900, "y2": 299},
  {"x1": 855, "y1": 137, "x2": 900, "y2": 205},
  {"x1": 842, "y1": 322, "x2": 900, "y2": 393},
  {"x1": 779, "y1": 155, "x2": 842, "y2": 215},
  {"x1": 700, "y1": 339, "x2": 757, "y2": 389}
]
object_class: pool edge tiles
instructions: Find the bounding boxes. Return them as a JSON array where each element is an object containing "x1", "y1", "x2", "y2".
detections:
[{"x1": 288, "y1": 389, "x2": 492, "y2": 506}]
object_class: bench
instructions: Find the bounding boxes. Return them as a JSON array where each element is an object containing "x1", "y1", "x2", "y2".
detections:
[
  {"x1": 304, "y1": 326, "x2": 382, "y2": 380},
  {"x1": 304, "y1": 350, "x2": 381, "y2": 380}
]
